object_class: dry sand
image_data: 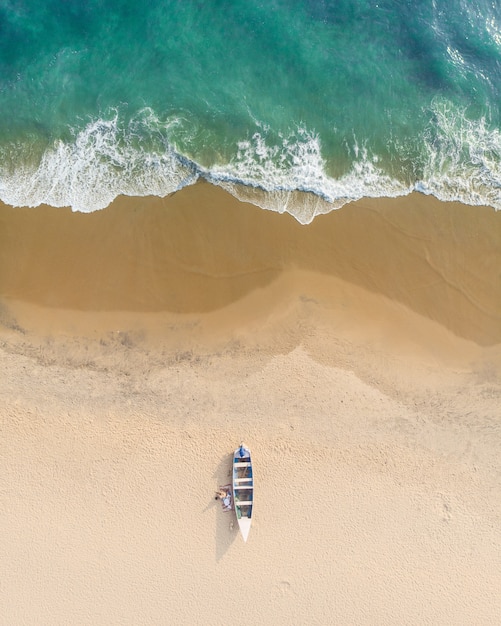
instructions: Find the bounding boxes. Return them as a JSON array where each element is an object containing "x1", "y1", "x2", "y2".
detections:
[{"x1": 1, "y1": 183, "x2": 501, "y2": 624}]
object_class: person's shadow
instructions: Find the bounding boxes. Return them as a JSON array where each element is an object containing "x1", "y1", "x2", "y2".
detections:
[{"x1": 208, "y1": 452, "x2": 238, "y2": 561}]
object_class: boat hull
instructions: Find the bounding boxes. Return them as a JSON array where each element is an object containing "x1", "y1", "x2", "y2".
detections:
[{"x1": 232, "y1": 445, "x2": 253, "y2": 542}]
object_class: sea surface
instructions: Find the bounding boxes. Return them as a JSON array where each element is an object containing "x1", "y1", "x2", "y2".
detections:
[{"x1": 1, "y1": 0, "x2": 501, "y2": 222}]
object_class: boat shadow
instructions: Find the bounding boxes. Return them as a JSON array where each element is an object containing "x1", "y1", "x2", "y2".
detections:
[{"x1": 209, "y1": 452, "x2": 238, "y2": 561}]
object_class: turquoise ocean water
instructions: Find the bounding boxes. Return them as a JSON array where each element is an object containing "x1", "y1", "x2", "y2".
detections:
[{"x1": 1, "y1": 0, "x2": 501, "y2": 222}]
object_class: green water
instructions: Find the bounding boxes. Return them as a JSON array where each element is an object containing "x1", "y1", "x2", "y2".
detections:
[{"x1": 1, "y1": 0, "x2": 501, "y2": 218}]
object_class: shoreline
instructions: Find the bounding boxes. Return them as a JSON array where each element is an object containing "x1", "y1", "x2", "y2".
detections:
[{"x1": 1, "y1": 182, "x2": 500, "y2": 344}]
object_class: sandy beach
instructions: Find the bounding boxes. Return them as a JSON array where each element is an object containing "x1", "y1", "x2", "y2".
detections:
[{"x1": 1, "y1": 183, "x2": 501, "y2": 624}]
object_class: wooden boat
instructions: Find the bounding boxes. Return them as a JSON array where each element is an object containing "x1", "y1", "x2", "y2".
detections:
[{"x1": 232, "y1": 444, "x2": 253, "y2": 542}]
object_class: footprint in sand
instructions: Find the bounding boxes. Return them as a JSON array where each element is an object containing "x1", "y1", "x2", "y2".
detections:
[
  {"x1": 438, "y1": 494, "x2": 452, "y2": 522},
  {"x1": 273, "y1": 581, "x2": 292, "y2": 598}
]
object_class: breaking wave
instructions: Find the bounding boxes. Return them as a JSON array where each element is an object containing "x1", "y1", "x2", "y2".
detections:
[{"x1": 0, "y1": 102, "x2": 500, "y2": 225}]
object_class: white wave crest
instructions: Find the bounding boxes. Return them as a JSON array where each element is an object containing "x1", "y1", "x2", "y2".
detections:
[
  {"x1": 207, "y1": 130, "x2": 410, "y2": 223},
  {"x1": 1, "y1": 103, "x2": 500, "y2": 222},
  {"x1": 416, "y1": 99, "x2": 501, "y2": 209},
  {"x1": 0, "y1": 118, "x2": 410, "y2": 222},
  {"x1": 0, "y1": 114, "x2": 198, "y2": 212}
]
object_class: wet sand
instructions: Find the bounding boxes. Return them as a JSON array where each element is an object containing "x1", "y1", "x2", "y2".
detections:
[{"x1": 1, "y1": 183, "x2": 501, "y2": 624}]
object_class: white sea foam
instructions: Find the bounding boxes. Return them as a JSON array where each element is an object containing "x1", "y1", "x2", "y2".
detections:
[
  {"x1": 0, "y1": 117, "x2": 409, "y2": 223},
  {"x1": 0, "y1": 113, "x2": 199, "y2": 212},
  {"x1": 207, "y1": 130, "x2": 410, "y2": 223},
  {"x1": 416, "y1": 99, "x2": 501, "y2": 209},
  {"x1": 0, "y1": 103, "x2": 500, "y2": 222}
]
